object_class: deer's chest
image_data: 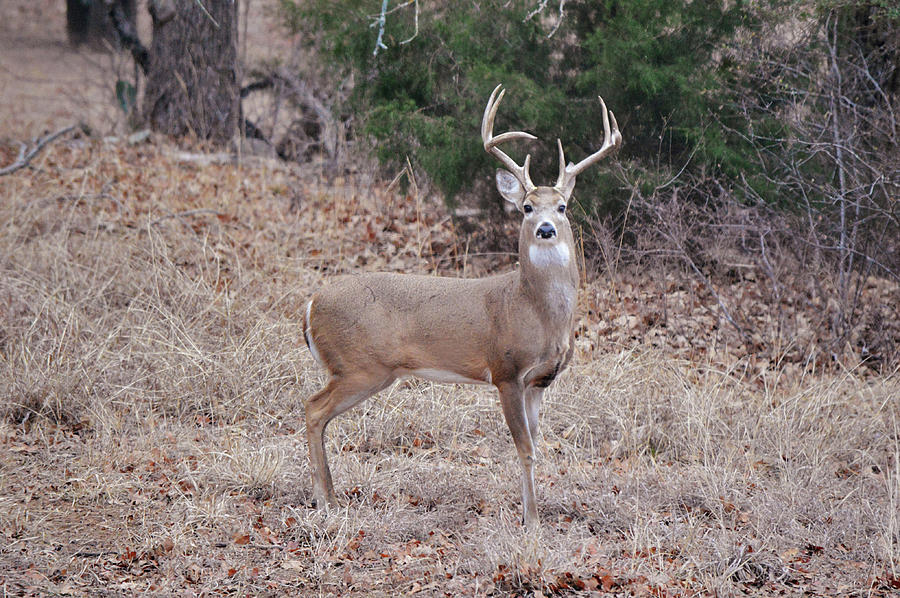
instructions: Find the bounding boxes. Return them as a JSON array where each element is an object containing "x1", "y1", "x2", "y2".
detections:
[{"x1": 505, "y1": 321, "x2": 573, "y2": 389}]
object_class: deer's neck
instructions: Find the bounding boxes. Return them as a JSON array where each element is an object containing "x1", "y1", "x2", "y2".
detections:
[{"x1": 518, "y1": 238, "x2": 579, "y2": 322}]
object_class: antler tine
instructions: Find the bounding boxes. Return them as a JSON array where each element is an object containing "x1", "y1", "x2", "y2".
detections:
[
  {"x1": 556, "y1": 95, "x2": 622, "y2": 191},
  {"x1": 556, "y1": 138, "x2": 567, "y2": 188},
  {"x1": 481, "y1": 84, "x2": 503, "y2": 145},
  {"x1": 482, "y1": 84, "x2": 538, "y2": 193}
]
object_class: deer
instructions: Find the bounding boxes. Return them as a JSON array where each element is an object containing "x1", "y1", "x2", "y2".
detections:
[{"x1": 302, "y1": 84, "x2": 621, "y2": 527}]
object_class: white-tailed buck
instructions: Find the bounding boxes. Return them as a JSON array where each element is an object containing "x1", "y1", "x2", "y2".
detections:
[{"x1": 303, "y1": 85, "x2": 621, "y2": 526}]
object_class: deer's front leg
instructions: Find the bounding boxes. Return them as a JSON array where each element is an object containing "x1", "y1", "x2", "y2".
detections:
[
  {"x1": 497, "y1": 380, "x2": 539, "y2": 527},
  {"x1": 525, "y1": 386, "x2": 544, "y2": 447}
]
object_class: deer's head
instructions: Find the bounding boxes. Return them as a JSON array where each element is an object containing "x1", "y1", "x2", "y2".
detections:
[{"x1": 482, "y1": 85, "x2": 622, "y2": 264}]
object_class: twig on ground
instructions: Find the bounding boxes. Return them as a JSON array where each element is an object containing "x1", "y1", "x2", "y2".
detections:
[
  {"x1": 169, "y1": 151, "x2": 236, "y2": 165},
  {"x1": 71, "y1": 549, "x2": 118, "y2": 558},
  {"x1": 213, "y1": 542, "x2": 286, "y2": 550},
  {"x1": 51, "y1": 193, "x2": 125, "y2": 212},
  {"x1": 0, "y1": 126, "x2": 76, "y2": 176},
  {"x1": 148, "y1": 209, "x2": 224, "y2": 227}
]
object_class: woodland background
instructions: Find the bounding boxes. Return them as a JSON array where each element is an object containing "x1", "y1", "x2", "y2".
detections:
[{"x1": 1, "y1": 0, "x2": 898, "y2": 596}]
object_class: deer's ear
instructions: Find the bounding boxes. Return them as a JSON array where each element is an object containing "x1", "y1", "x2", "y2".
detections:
[{"x1": 496, "y1": 169, "x2": 525, "y2": 209}]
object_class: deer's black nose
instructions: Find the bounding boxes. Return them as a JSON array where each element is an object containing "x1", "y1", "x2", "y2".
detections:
[{"x1": 536, "y1": 222, "x2": 557, "y2": 239}]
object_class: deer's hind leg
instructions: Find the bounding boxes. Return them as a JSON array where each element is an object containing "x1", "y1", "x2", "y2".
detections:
[{"x1": 305, "y1": 370, "x2": 393, "y2": 508}]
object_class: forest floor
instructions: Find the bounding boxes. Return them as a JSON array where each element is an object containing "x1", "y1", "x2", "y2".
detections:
[{"x1": 2, "y1": 1, "x2": 899, "y2": 597}]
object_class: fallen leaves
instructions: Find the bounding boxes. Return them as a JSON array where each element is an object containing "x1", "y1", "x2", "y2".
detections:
[{"x1": 3, "y1": 133, "x2": 898, "y2": 598}]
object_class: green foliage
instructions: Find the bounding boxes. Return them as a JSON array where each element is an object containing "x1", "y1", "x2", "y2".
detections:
[{"x1": 281, "y1": 1, "x2": 772, "y2": 213}]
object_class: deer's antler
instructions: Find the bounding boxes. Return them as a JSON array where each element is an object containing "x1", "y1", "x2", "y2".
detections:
[
  {"x1": 481, "y1": 84, "x2": 538, "y2": 194},
  {"x1": 555, "y1": 96, "x2": 621, "y2": 193}
]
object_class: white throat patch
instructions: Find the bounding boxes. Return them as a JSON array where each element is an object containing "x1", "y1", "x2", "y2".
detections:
[{"x1": 528, "y1": 243, "x2": 570, "y2": 268}]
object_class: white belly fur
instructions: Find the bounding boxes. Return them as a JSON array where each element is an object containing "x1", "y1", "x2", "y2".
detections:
[{"x1": 407, "y1": 368, "x2": 492, "y2": 385}]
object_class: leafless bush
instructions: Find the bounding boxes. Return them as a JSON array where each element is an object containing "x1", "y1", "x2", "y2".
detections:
[
  {"x1": 729, "y1": 7, "x2": 899, "y2": 358},
  {"x1": 592, "y1": 8, "x2": 899, "y2": 372}
]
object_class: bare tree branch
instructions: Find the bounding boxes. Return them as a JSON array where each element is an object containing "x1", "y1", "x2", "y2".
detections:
[
  {"x1": 399, "y1": 0, "x2": 419, "y2": 46},
  {"x1": 241, "y1": 71, "x2": 342, "y2": 162},
  {"x1": 372, "y1": 0, "x2": 389, "y2": 56},
  {"x1": 0, "y1": 126, "x2": 76, "y2": 176},
  {"x1": 524, "y1": 0, "x2": 568, "y2": 38}
]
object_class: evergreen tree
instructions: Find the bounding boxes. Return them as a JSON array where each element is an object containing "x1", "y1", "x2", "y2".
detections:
[{"x1": 283, "y1": 0, "x2": 752, "y2": 213}]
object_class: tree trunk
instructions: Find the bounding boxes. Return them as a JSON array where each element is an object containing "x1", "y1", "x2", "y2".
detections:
[
  {"x1": 143, "y1": 0, "x2": 239, "y2": 145},
  {"x1": 67, "y1": 0, "x2": 136, "y2": 49}
]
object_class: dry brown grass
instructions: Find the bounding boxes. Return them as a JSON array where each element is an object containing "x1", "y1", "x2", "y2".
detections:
[{"x1": 1, "y1": 139, "x2": 899, "y2": 596}]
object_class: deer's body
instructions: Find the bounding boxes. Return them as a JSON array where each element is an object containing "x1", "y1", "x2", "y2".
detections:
[
  {"x1": 306, "y1": 220, "x2": 578, "y2": 387},
  {"x1": 302, "y1": 86, "x2": 620, "y2": 526}
]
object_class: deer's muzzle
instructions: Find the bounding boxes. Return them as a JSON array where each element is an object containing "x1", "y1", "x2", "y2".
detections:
[{"x1": 536, "y1": 222, "x2": 557, "y2": 239}]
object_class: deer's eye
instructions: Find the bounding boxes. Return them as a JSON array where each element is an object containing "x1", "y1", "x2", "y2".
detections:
[
  {"x1": 557, "y1": 204, "x2": 566, "y2": 214},
  {"x1": 523, "y1": 204, "x2": 533, "y2": 214}
]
